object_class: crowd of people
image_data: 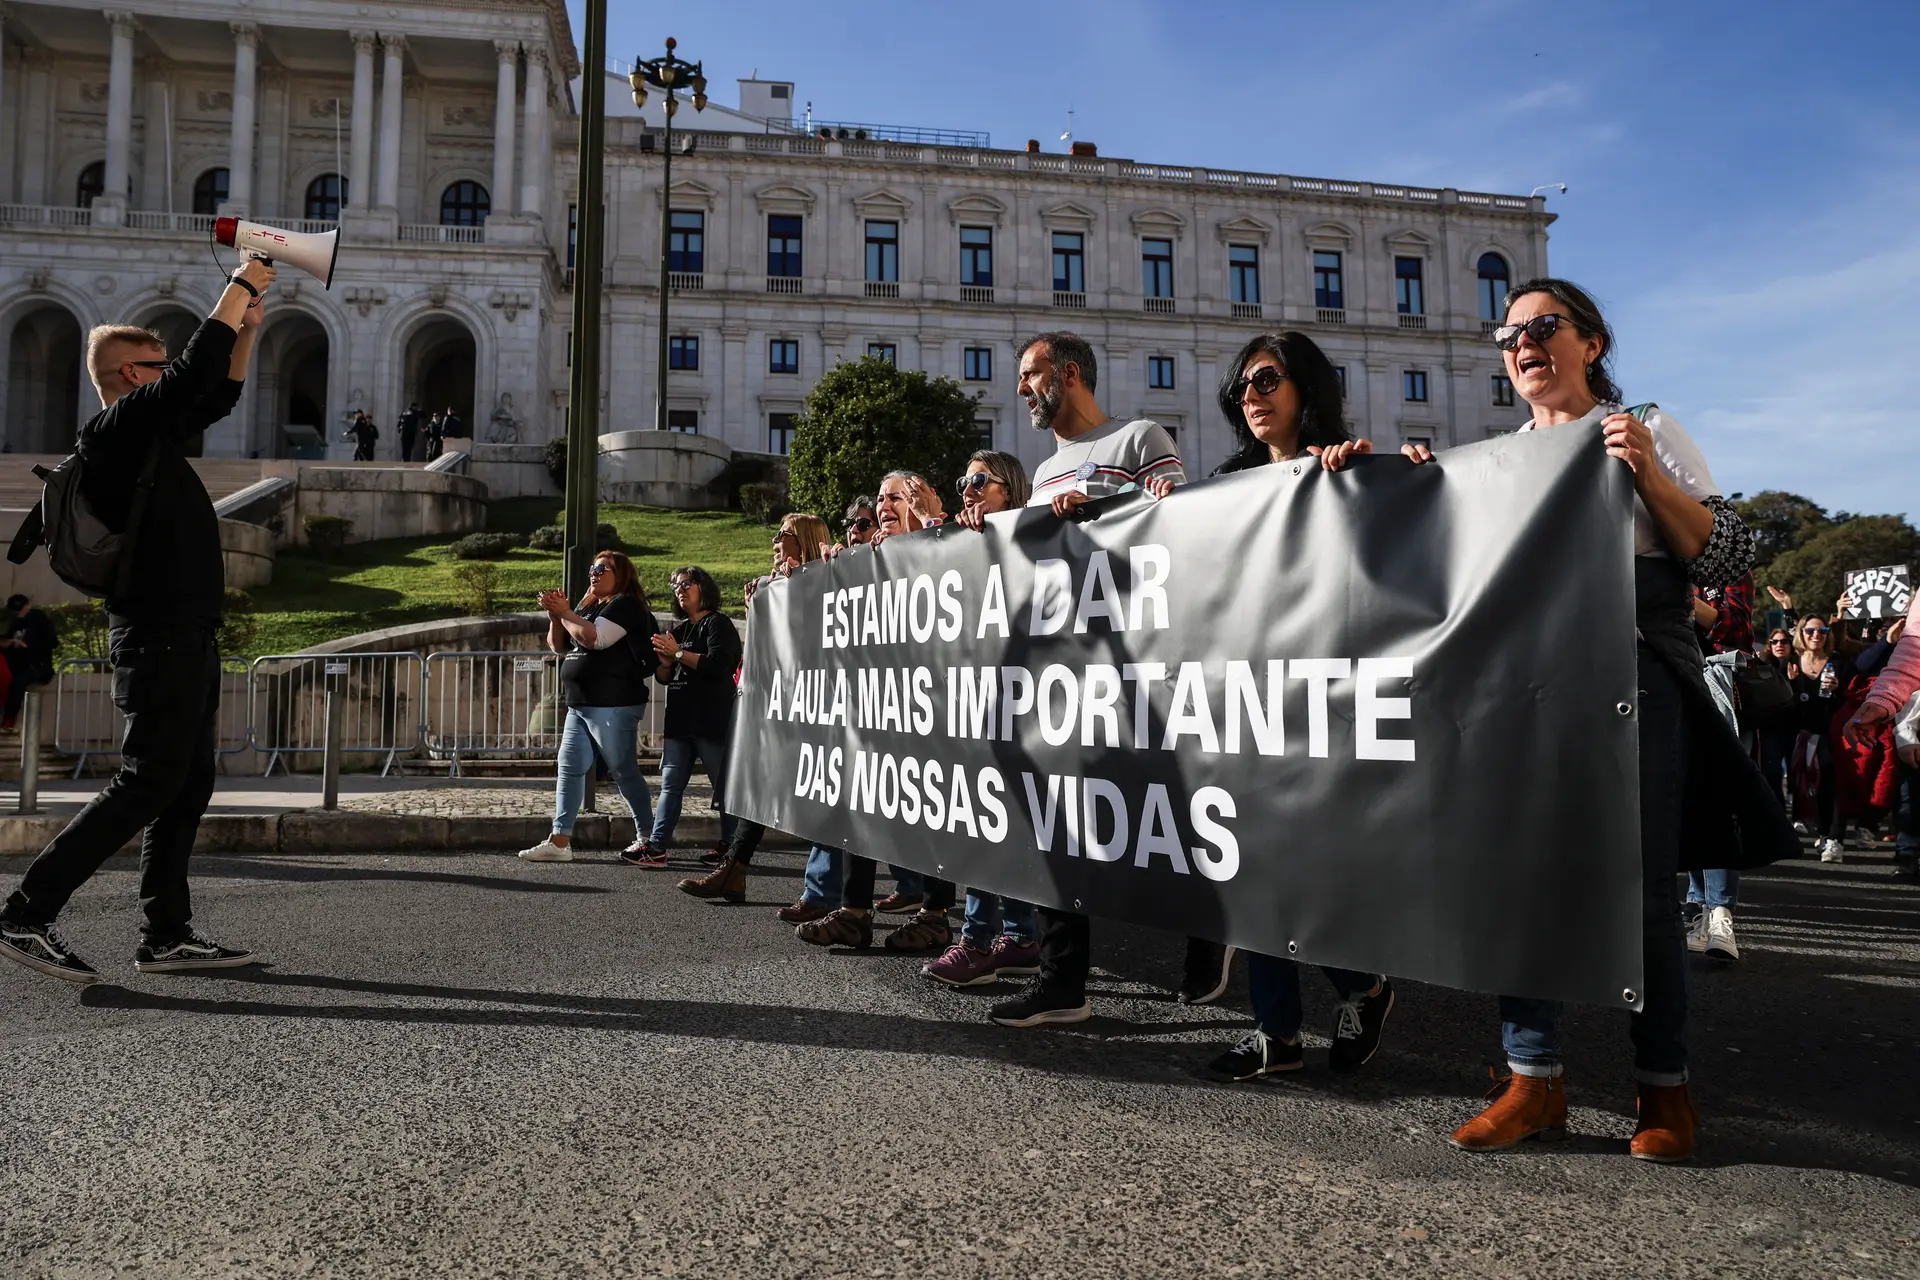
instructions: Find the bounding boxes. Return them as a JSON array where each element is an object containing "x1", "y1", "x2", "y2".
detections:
[
  {"x1": 344, "y1": 402, "x2": 467, "y2": 463},
  {"x1": 3, "y1": 261, "x2": 1916, "y2": 1172}
]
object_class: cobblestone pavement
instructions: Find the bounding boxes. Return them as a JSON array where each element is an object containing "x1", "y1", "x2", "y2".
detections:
[
  {"x1": 330, "y1": 778, "x2": 720, "y2": 818},
  {"x1": 1, "y1": 849, "x2": 1916, "y2": 1278}
]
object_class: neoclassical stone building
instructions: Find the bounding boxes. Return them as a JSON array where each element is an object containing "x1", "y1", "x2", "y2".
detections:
[{"x1": 2, "y1": 0, "x2": 1554, "y2": 478}]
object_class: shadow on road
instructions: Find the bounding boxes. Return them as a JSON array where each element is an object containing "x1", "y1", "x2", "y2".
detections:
[{"x1": 191, "y1": 858, "x2": 611, "y2": 895}]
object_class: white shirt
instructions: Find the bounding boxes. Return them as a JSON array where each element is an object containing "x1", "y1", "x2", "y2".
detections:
[{"x1": 1518, "y1": 403, "x2": 1719, "y2": 558}]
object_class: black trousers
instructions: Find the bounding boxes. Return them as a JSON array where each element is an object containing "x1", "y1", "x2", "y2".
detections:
[
  {"x1": 399, "y1": 429, "x2": 417, "y2": 462},
  {"x1": 2, "y1": 651, "x2": 40, "y2": 721},
  {"x1": 1037, "y1": 907, "x2": 1091, "y2": 998},
  {"x1": 841, "y1": 856, "x2": 954, "y2": 913},
  {"x1": 4, "y1": 626, "x2": 221, "y2": 942}
]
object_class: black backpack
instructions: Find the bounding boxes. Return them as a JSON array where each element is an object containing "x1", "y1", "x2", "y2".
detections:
[{"x1": 5, "y1": 439, "x2": 162, "y2": 600}]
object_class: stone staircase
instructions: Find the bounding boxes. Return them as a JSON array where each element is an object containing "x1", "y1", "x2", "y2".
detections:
[{"x1": 0, "y1": 456, "x2": 269, "y2": 510}]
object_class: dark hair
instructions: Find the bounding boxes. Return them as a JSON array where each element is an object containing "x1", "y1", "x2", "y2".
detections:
[
  {"x1": 5, "y1": 594, "x2": 26, "y2": 612},
  {"x1": 1502, "y1": 277, "x2": 1623, "y2": 405},
  {"x1": 670, "y1": 565, "x2": 721, "y2": 617},
  {"x1": 1016, "y1": 331, "x2": 1098, "y2": 392},
  {"x1": 966, "y1": 449, "x2": 1031, "y2": 508},
  {"x1": 592, "y1": 550, "x2": 646, "y2": 606},
  {"x1": 844, "y1": 495, "x2": 875, "y2": 521},
  {"x1": 1211, "y1": 332, "x2": 1349, "y2": 474}
]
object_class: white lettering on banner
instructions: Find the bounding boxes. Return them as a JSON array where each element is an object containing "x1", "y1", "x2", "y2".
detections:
[
  {"x1": 937, "y1": 570, "x2": 964, "y2": 641},
  {"x1": 1018, "y1": 772, "x2": 1236, "y2": 878},
  {"x1": 1289, "y1": 658, "x2": 1352, "y2": 759},
  {"x1": 1122, "y1": 662, "x2": 1167, "y2": 748},
  {"x1": 1355, "y1": 658, "x2": 1415, "y2": 761},
  {"x1": 909, "y1": 574, "x2": 937, "y2": 643},
  {"x1": 766, "y1": 668, "x2": 783, "y2": 719},
  {"x1": 837, "y1": 750, "x2": 1009, "y2": 841},
  {"x1": 1031, "y1": 559, "x2": 1073, "y2": 636},
  {"x1": 977, "y1": 565, "x2": 1010, "y2": 638}
]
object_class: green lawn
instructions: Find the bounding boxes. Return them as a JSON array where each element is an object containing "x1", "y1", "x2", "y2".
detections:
[{"x1": 234, "y1": 499, "x2": 774, "y2": 657}]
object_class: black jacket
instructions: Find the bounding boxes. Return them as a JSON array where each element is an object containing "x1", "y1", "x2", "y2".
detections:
[
  {"x1": 78, "y1": 318, "x2": 238, "y2": 628},
  {"x1": 656, "y1": 612, "x2": 742, "y2": 742}
]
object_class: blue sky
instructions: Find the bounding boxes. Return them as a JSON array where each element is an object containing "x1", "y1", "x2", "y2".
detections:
[{"x1": 572, "y1": 0, "x2": 1919, "y2": 520}]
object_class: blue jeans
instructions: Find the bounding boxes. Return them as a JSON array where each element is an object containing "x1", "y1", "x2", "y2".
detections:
[
  {"x1": 553, "y1": 705, "x2": 652, "y2": 837},
  {"x1": 803, "y1": 845, "x2": 845, "y2": 906},
  {"x1": 889, "y1": 865, "x2": 924, "y2": 898},
  {"x1": 650, "y1": 735, "x2": 739, "y2": 849},
  {"x1": 1502, "y1": 650, "x2": 1690, "y2": 1085},
  {"x1": 1686, "y1": 868, "x2": 1738, "y2": 909},
  {"x1": 1247, "y1": 952, "x2": 1378, "y2": 1039},
  {"x1": 962, "y1": 892, "x2": 1037, "y2": 948}
]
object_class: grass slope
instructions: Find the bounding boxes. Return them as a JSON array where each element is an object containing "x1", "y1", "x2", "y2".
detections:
[{"x1": 242, "y1": 499, "x2": 773, "y2": 656}]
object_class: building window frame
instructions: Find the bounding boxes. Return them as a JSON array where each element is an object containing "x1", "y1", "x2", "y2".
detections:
[
  {"x1": 668, "y1": 334, "x2": 700, "y2": 371},
  {"x1": 1141, "y1": 237, "x2": 1174, "y2": 298},
  {"x1": 864, "y1": 220, "x2": 899, "y2": 284},
  {"x1": 1395, "y1": 256, "x2": 1425, "y2": 315},
  {"x1": 190, "y1": 166, "x2": 230, "y2": 216},
  {"x1": 769, "y1": 339, "x2": 800, "y2": 375},
  {"x1": 963, "y1": 347, "x2": 993, "y2": 382},
  {"x1": 1492, "y1": 373, "x2": 1515, "y2": 407},
  {"x1": 767, "y1": 214, "x2": 803, "y2": 277},
  {"x1": 867, "y1": 342, "x2": 898, "y2": 365},
  {"x1": 1148, "y1": 355, "x2": 1176, "y2": 390},
  {"x1": 1477, "y1": 252, "x2": 1511, "y2": 322},
  {"x1": 439, "y1": 179, "x2": 491, "y2": 227},
  {"x1": 960, "y1": 225, "x2": 994, "y2": 287},
  {"x1": 1403, "y1": 369, "x2": 1429, "y2": 403},
  {"x1": 1228, "y1": 244, "x2": 1260, "y2": 305},
  {"x1": 303, "y1": 173, "x2": 346, "y2": 220},
  {"x1": 768, "y1": 412, "x2": 798, "y2": 454},
  {"x1": 1052, "y1": 231, "x2": 1085, "y2": 294},
  {"x1": 1313, "y1": 250, "x2": 1344, "y2": 310},
  {"x1": 669, "y1": 210, "x2": 705, "y2": 273},
  {"x1": 666, "y1": 409, "x2": 700, "y2": 434}
]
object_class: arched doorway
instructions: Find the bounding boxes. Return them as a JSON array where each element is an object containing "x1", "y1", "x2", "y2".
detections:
[
  {"x1": 4, "y1": 305, "x2": 85, "y2": 455},
  {"x1": 406, "y1": 317, "x2": 476, "y2": 434},
  {"x1": 256, "y1": 312, "x2": 330, "y2": 458},
  {"x1": 135, "y1": 307, "x2": 207, "y2": 455}
]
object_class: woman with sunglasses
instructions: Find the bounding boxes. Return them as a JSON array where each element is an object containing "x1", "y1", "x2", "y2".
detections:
[
  {"x1": 1788, "y1": 614, "x2": 1857, "y2": 862},
  {"x1": 1756, "y1": 628, "x2": 1801, "y2": 812},
  {"x1": 842, "y1": 496, "x2": 878, "y2": 548},
  {"x1": 1422, "y1": 278, "x2": 1793, "y2": 1164},
  {"x1": 635, "y1": 567, "x2": 742, "y2": 867},
  {"x1": 519, "y1": 552, "x2": 660, "y2": 863}
]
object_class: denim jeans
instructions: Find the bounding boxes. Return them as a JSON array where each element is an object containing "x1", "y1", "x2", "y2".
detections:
[
  {"x1": 962, "y1": 892, "x2": 1037, "y2": 948},
  {"x1": 1247, "y1": 952, "x2": 1379, "y2": 1040},
  {"x1": 1897, "y1": 764, "x2": 1919, "y2": 863},
  {"x1": 889, "y1": 865, "x2": 925, "y2": 899},
  {"x1": 553, "y1": 705, "x2": 652, "y2": 837},
  {"x1": 650, "y1": 735, "x2": 739, "y2": 848},
  {"x1": 1501, "y1": 649, "x2": 1690, "y2": 1085},
  {"x1": 1685, "y1": 868, "x2": 1738, "y2": 909},
  {"x1": 803, "y1": 845, "x2": 845, "y2": 905}
]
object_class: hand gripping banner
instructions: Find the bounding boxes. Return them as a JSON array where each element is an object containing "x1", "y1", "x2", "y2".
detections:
[{"x1": 728, "y1": 427, "x2": 1645, "y2": 1010}]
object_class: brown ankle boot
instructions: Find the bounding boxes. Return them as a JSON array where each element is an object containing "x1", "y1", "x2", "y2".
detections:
[
  {"x1": 1448, "y1": 1069, "x2": 1568, "y2": 1151},
  {"x1": 676, "y1": 857, "x2": 747, "y2": 903},
  {"x1": 1630, "y1": 1082, "x2": 1696, "y2": 1163}
]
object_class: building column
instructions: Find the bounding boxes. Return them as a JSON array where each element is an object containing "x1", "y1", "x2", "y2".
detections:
[
  {"x1": 139, "y1": 59, "x2": 170, "y2": 210},
  {"x1": 98, "y1": 10, "x2": 137, "y2": 224},
  {"x1": 491, "y1": 40, "x2": 518, "y2": 220},
  {"x1": 225, "y1": 22, "x2": 259, "y2": 215},
  {"x1": 18, "y1": 48, "x2": 49, "y2": 204},
  {"x1": 375, "y1": 32, "x2": 404, "y2": 211},
  {"x1": 517, "y1": 44, "x2": 547, "y2": 218},
  {"x1": 345, "y1": 30, "x2": 374, "y2": 209},
  {"x1": 0, "y1": 7, "x2": 13, "y2": 204}
]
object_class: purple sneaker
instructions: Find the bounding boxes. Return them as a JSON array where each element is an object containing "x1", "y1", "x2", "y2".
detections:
[
  {"x1": 922, "y1": 940, "x2": 999, "y2": 987},
  {"x1": 990, "y1": 935, "x2": 1041, "y2": 977}
]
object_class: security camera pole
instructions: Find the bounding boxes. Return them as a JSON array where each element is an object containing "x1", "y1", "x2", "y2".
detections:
[
  {"x1": 563, "y1": 0, "x2": 608, "y2": 601},
  {"x1": 630, "y1": 38, "x2": 706, "y2": 433}
]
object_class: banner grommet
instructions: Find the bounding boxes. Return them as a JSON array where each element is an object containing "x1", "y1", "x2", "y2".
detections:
[
  {"x1": 1622, "y1": 988, "x2": 1638, "y2": 1004},
  {"x1": 1286, "y1": 941, "x2": 1299, "y2": 955},
  {"x1": 1615, "y1": 702, "x2": 1633, "y2": 716}
]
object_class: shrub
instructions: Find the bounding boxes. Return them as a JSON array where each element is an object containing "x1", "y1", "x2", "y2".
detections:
[
  {"x1": 450, "y1": 532, "x2": 529, "y2": 560},
  {"x1": 716, "y1": 453, "x2": 790, "y2": 509},
  {"x1": 544, "y1": 438, "x2": 568, "y2": 489},
  {"x1": 596, "y1": 521, "x2": 623, "y2": 551},
  {"x1": 740, "y1": 480, "x2": 792, "y2": 526},
  {"x1": 219, "y1": 588, "x2": 259, "y2": 657},
  {"x1": 45, "y1": 600, "x2": 109, "y2": 663},
  {"x1": 303, "y1": 513, "x2": 354, "y2": 557},
  {"x1": 788, "y1": 355, "x2": 981, "y2": 527},
  {"x1": 528, "y1": 524, "x2": 564, "y2": 550},
  {"x1": 450, "y1": 562, "x2": 504, "y2": 616}
]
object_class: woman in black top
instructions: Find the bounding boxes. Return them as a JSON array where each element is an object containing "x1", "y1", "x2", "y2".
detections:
[
  {"x1": 1788, "y1": 613, "x2": 1857, "y2": 862},
  {"x1": 518, "y1": 551, "x2": 659, "y2": 863},
  {"x1": 642, "y1": 566, "x2": 743, "y2": 866}
]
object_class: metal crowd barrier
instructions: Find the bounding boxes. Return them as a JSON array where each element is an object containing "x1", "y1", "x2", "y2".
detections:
[
  {"x1": 422, "y1": 650, "x2": 565, "y2": 776},
  {"x1": 249, "y1": 652, "x2": 426, "y2": 777},
  {"x1": 51, "y1": 657, "x2": 252, "y2": 778}
]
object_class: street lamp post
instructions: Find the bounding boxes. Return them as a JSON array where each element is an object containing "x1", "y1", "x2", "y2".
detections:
[
  {"x1": 629, "y1": 38, "x2": 706, "y2": 434},
  {"x1": 563, "y1": 0, "x2": 609, "y2": 600}
]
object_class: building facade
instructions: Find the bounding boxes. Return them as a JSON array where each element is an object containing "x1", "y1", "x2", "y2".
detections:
[{"x1": 2, "y1": 0, "x2": 1554, "y2": 479}]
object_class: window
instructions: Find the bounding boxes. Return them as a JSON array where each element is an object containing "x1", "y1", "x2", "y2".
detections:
[
  {"x1": 769, "y1": 339, "x2": 799, "y2": 374},
  {"x1": 1334, "y1": 366, "x2": 1348, "y2": 395},
  {"x1": 867, "y1": 342, "x2": 897, "y2": 365},
  {"x1": 1313, "y1": 250, "x2": 1344, "y2": 310},
  {"x1": 567, "y1": 204, "x2": 577, "y2": 269},
  {"x1": 77, "y1": 162, "x2": 107, "y2": 208},
  {"x1": 190, "y1": 167, "x2": 230, "y2": 216},
  {"x1": 768, "y1": 412, "x2": 797, "y2": 454},
  {"x1": 1404, "y1": 434, "x2": 1432, "y2": 452},
  {"x1": 1141, "y1": 238, "x2": 1173, "y2": 298},
  {"x1": 669, "y1": 211, "x2": 705, "y2": 273},
  {"x1": 1492, "y1": 374, "x2": 1514, "y2": 407},
  {"x1": 1052, "y1": 231, "x2": 1085, "y2": 293},
  {"x1": 767, "y1": 215, "x2": 803, "y2": 277},
  {"x1": 1148, "y1": 356, "x2": 1176, "y2": 390},
  {"x1": 1477, "y1": 252, "x2": 1510, "y2": 322},
  {"x1": 666, "y1": 410, "x2": 699, "y2": 434},
  {"x1": 864, "y1": 220, "x2": 899, "y2": 283},
  {"x1": 1403, "y1": 370, "x2": 1429, "y2": 402},
  {"x1": 974, "y1": 418, "x2": 995, "y2": 450},
  {"x1": 1229, "y1": 245, "x2": 1260, "y2": 304},
  {"x1": 303, "y1": 174, "x2": 347, "y2": 220},
  {"x1": 960, "y1": 226, "x2": 994, "y2": 286},
  {"x1": 669, "y1": 335, "x2": 699, "y2": 371},
  {"x1": 963, "y1": 347, "x2": 993, "y2": 381},
  {"x1": 1395, "y1": 256, "x2": 1425, "y2": 315},
  {"x1": 565, "y1": 331, "x2": 572, "y2": 367},
  {"x1": 440, "y1": 179, "x2": 490, "y2": 226}
]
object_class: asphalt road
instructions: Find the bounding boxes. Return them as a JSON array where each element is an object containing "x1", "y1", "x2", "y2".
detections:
[{"x1": 2, "y1": 846, "x2": 1916, "y2": 1279}]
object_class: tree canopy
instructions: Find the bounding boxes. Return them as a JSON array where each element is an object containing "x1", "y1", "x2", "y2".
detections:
[{"x1": 1759, "y1": 514, "x2": 1920, "y2": 618}]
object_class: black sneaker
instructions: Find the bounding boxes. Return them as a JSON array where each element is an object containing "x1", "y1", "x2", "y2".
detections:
[
  {"x1": 989, "y1": 984, "x2": 1091, "y2": 1028},
  {"x1": 1208, "y1": 1029, "x2": 1303, "y2": 1080},
  {"x1": 1680, "y1": 900, "x2": 1704, "y2": 931},
  {"x1": 134, "y1": 933, "x2": 259, "y2": 973},
  {"x1": 1178, "y1": 939, "x2": 1237, "y2": 1005},
  {"x1": 0, "y1": 916, "x2": 99, "y2": 984},
  {"x1": 1328, "y1": 979, "x2": 1394, "y2": 1073}
]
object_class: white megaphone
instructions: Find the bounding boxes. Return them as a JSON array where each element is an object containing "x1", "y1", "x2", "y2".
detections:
[{"x1": 214, "y1": 216, "x2": 339, "y2": 289}]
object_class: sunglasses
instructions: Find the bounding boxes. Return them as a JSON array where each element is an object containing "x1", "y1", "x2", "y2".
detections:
[
  {"x1": 1229, "y1": 367, "x2": 1288, "y2": 400},
  {"x1": 1768, "y1": 636, "x2": 1792, "y2": 644},
  {"x1": 845, "y1": 516, "x2": 874, "y2": 534},
  {"x1": 1803, "y1": 626, "x2": 1829, "y2": 636},
  {"x1": 956, "y1": 473, "x2": 1001, "y2": 496},
  {"x1": 671, "y1": 579, "x2": 694, "y2": 591},
  {"x1": 588, "y1": 563, "x2": 611, "y2": 577},
  {"x1": 126, "y1": 360, "x2": 169, "y2": 370},
  {"x1": 1491, "y1": 314, "x2": 1572, "y2": 351}
]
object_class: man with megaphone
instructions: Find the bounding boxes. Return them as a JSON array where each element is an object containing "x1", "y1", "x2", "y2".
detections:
[{"x1": 0, "y1": 257, "x2": 278, "y2": 985}]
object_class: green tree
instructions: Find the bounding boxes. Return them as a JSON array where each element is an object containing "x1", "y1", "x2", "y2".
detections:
[
  {"x1": 1734, "y1": 490, "x2": 1834, "y2": 569},
  {"x1": 1759, "y1": 514, "x2": 1920, "y2": 617},
  {"x1": 787, "y1": 356, "x2": 982, "y2": 528}
]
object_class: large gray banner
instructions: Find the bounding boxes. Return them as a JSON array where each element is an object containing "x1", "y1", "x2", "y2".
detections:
[{"x1": 727, "y1": 427, "x2": 1646, "y2": 1010}]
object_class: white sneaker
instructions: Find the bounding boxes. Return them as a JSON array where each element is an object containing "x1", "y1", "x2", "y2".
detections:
[
  {"x1": 1703, "y1": 906, "x2": 1739, "y2": 963},
  {"x1": 1819, "y1": 839, "x2": 1844, "y2": 864},
  {"x1": 1791, "y1": 821, "x2": 1809, "y2": 836},
  {"x1": 1686, "y1": 910, "x2": 1710, "y2": 954},
  {"x1": 518, "y1": 839, "x2": 573, "y2": 862}
]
